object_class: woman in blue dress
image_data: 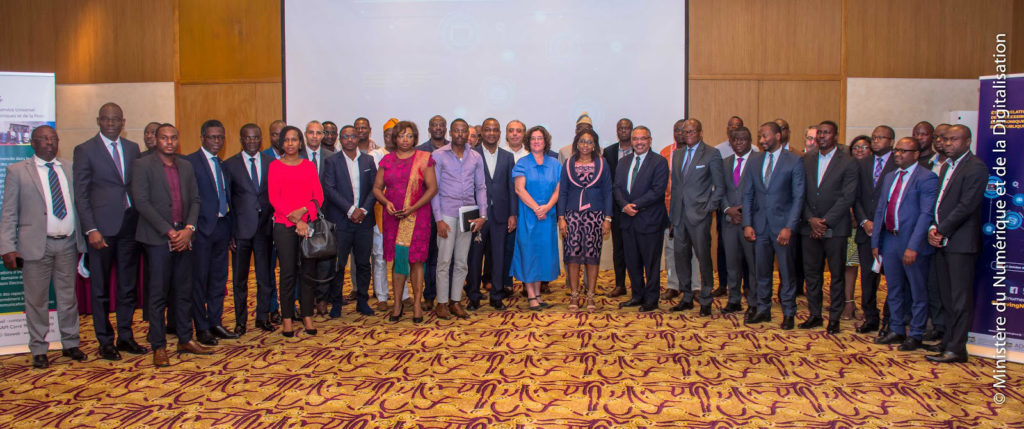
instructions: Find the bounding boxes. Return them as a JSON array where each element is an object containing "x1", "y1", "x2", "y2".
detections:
[{"x1": 510, "y1": 125, "x2": 560, "y2": 311}]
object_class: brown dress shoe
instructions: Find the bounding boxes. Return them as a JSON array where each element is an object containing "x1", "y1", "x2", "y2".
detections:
[
  {"x1": 153, "y1": 349, "x2": 170, "y2": 367},
  {"x1": 435, "y1": 302, "x2": 452, "y2": 319},
  {"x1": 607, "y1": 285, "x2": 627, "y2": 298},
  {"x1": 662, "y1": 289, "x2": 680, "y2": 300},
  {"x1": 176, "y1": 341, "x2": 214, "y2": 355},
  {"x1": 376, "y1": 301, "x2": 390, "y2": 312},
  {"x1": 450, "y1": 302, "x2": 469, "y2": 319},
  {"x1": 423, "y1": 298, "x2": 435, "y2": 311}
]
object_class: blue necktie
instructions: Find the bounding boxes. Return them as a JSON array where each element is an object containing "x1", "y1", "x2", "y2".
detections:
[
  {"x1": 212, "y1": 156, "x2": 227, "y2": 216},
  {"x1": 681, "y1": 147, "x2": 694, "y2": 178},
  {"x1": 45, "y1": 162, "x2": 67, "y2": 220}
]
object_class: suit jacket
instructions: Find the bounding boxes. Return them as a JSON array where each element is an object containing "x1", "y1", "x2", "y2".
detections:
[
  {"x1": 73, "y1": 133, "x2": 140, "y2": 236},
  {"x1": 933, "y1": 152, "x2": 987, "y2": 253},
  {"x1": 1, "y1": 158, "x2": 85, "y2": 259},
  {"x1": 800, "y1": 148, "x2": 859, "y2": 236},
  {"x1": 603, "y1": 143, "x2": 630, "y2": 211},
  {"x1": 131, "y1": 154, "x2": 200, "y2": 246},
  {"x1": 223, "y1": 151, "x2": 274, "y2": 240},
  {"x1": 613, "y1": 151, "x2": 669, "y2": 234},
  {"x1": 853, "y1": 154, "x2": 897, "y2": 243},
  {"x1": 669, "y1": 141, "x2": 724, "y2": 227},
  {"x1": 323, "y1": 150, "x2": 377, "y2": 230},
  {"x1": 721, "y1": 152, "x2": 756, "y2": 214},
  {"x1": 742, "y1": 149, "x2": 805, "y2": 236},
  {"x1": 475, "y1": 145, "x2": 519, "y2": 223},
  {"x1": 185, "y1": 149, "x2": 232, "y2": 236},
  {"x1": 871, "y1": 166, "x2": 939, "y2": 255}
]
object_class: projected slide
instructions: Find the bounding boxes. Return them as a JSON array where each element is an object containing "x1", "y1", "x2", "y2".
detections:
[{"x1": 284, "y1": 0, "x2": 686, "y2": 151}]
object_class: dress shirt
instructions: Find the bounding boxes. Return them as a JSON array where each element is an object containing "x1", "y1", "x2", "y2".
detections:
[
  {"x1": 343, "y1": 151, "x2": 362, "y2": 217},
  {"x1": 762, "y1": 146, "x2": 784, "y2": 181},
  {"x1": 99, "y1": 133, "x2": 126, "y2": 181},
  {"x1": 928, "y1": 153, "x2": 945, "y2": 176},
  {"x1": 872, "y1": 152, "x2": 892, "y2": 180},
  {"x1": 626, "y1": 151, "x2": 648, "y2": 193},
  {"x1": 617, "y1": 143, "x2": 633, "y2": 160},
  {"x1": 33, "y1": 156, "x2": 74, "y2": 236},
  {"x1": 243, "y1": 151, "x2": 262, "y2": 186},
  {"x1": 306, "y1": 147, "x2": 323, "y2": 171},
  {"x1": 481, "y1": 145, "x2": 501, "y2": 179},
  {"x1": 201, "y1": 147, "x2": 227, "y2": 217},
  {"x1": 886, "y1": 163, "x2": 917, "y2": 231},
  {"x1": 936, "y1": 151, "x2": 970, "y2": 222},
  {"x1": 430, "y1": 145, "x2": 488, "y2": 220},
  {"x1": 369, "y1": 147, "x2": 388, "y2": 167},
  {"x1": 716, "y1": 140, "x2": 758, "y2": 159},
  {"x1": 163, "y1": 162, "x2": 184, "y2": 224},
  {"x1": 816, "y1": 146, "x2": 837, "y2": 186},
  {"x1": 512, "y1": 146, "x2": 529, "y2": 162},
  {"x1": 723, "y1": 150, "x2": 752, "y2": 212}
]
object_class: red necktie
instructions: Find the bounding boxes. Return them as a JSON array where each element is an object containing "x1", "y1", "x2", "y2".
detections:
[{"x1": 885, "y1": 171, "x2": 905, "y2": 231}]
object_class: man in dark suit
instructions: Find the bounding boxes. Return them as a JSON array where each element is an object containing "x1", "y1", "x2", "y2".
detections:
[
  {"x1": 323, "y1": 125, "x2": 377, "y2": 316},
  {"x1": 467, "y1": 118, "x2": 518, "y2": 310},
  {"x1": 743, "y1": 122, "x2": 805, "y2": 329},
  {"x1": 73, "y1": 102, "x2": 146, "y2": 360},
  {"x1": 614, "y1": 126, "x2": 669, "y2": 312},
  {"x1": 602, "y1": 118, "x2": 633, "y2": 298},
  {"x1": 132, "y1": 124, "x2": 212, "y2": 367},
  {"x1": 224, "y1": 123, "x2": 276, "y2": 335},
  {"x1": 260, "y1": 119, "x2": 286, "y2": 325},
  {"x1": 303, "y1": 120, "x2": 337, "y2": 316},
  {"x1": 872, "y1": 137, "x2": 939, "y2": 351},
  {"x1": 719, "y1": 127, "x2": 757, "y2": 316},
  {"x1": 185, "y1": 119, "x2": 237, "y2": 344},
  {"x1": 853, "y1": 125, "x2": 898, "y2": 335},
  {"x1": 668, "y1": 118, "x2": 724, "y2": 316},
  {"x1": 798, "y1": 121, "x2": 858, "y2": 333},
  {"x1": 926, "y1": 125, "x2": 987, "y2": 363}
]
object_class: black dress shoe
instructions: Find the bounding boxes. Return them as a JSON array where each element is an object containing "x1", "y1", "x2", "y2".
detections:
[
  {"x1": 711, "y1": 286, "x2": 727, "y2": 297},
  {"x1": 798, "y1": 316, "x2": 824, "y2": 329},
  {"x1": 61, "y1": 347, "x2": 86, "y2": 361},
  {"x1": 699, "y1": 305, "x2": 712, "y2": 317},
  {"x1": 826, "y1": 320, "x2": 840, "y2": 335},
  {"x1": 255, "y1": 320, "x2": 276, "y2": 332},
  {"x1": 489, "y1": 300, "x2": 507, "y2": 310},
  {"x1": 269, "y1": 311, "x2": 282, "y2": 324},
  {"x1": 898, "y1": 337, "x2": 922, "y2": 351},
  {"x1": 780, "y1": 316, "x2": 795, "y2": 330},
  {"x1": 211, "y1": 325, "x2": 240, "y2": 340},
  {"x1": 926, "y1": 351, "x2": 967, "y2": 363},
  {"x1": 669, "y1": 301, "x2": 694, "y2": 312},
  {"x1": 466, "y1": 301, "x2": 481, "y2": 311},
  {"x1": 875, "y1": 332, "x2": 906, "y2": 345},
  {"x1": 196, "y1": 330, "x2": 219, "y2": 346},
  {"x1": 748, "y1": 311, "x2": 772, "y2": 324},
  {"x1": 304, "y1": 328, "x2": 318, "y2": 336},
  {"x1": 923, "y1": 330, "x2": 944, "y2": 342},
  {"x1": 878, "y1": 321, "x2": 890, "y2": 337},
  {"x1": 32, "y1": 354, "x2": 49, "y2": 369},
  {"x1": 924, "y1": 343, "x2": 944, "y2": 353},
  {"x1": 619, "y1": 299, "x2": 643, "y2": 308},
  {"x1": 744, "y1": 307, "x2": 757, "y2": 319},
  {"x1": 233, "y1": 325, "x2": 247, "y2": 336},
  {"x1": 116, "y1": 339, "x2": 148, "y2": 355},
  {"x1": 98, "y1": 344, "x2": 122, "y2": 361},
  {"x1": 720, "y1": 303, "x2": 743, "y2": 314},
  {"x1": 638, "y1": 303, "x2": 658, "y2": 313},
  {"x1": 856, "y1": 321, "x2": 879, "y2": 334}
]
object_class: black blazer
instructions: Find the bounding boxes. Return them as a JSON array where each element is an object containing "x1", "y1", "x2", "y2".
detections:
[
  {"x1": 131, "y1": 154, "x2": 200, "y2": 246},
  {"x1": 223, "y1": 151, "x2": 274, "y2": 240},
  {"x1": 474, "y1": 145, "x2": 519, "y2": 223},
  {"x1": 73, "y1": 134, "x2": 141, "y2": 236},
  {"x1": 933, "y1": 153, "x2": 987, "y2": 253},
  {"x1": 853, "y1": 153, "x2": 898, "y2": 243},
  {"x1": 800, "y1": 148, "x2": 859, "y2": 236},
  {"x1": 721, "y1": 152, "x2": 756, "y2": 212},
  {"x1": 613, "y1": 151, "x2": 669, "y2": 234},
  {"x1": 185, "y1": 149, "x2": 232, "y2": 236},
  {"x1": 322, "y1": 151, "x2": 377, "y2": 230}
]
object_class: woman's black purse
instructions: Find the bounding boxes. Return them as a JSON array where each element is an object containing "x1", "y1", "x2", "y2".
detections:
[{"x1": 300, "y1": 200, "x2": 337, "y2": 260}]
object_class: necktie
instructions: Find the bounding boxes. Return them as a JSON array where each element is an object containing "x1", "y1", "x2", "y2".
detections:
[
  {"x1": 681, "y1": 147, "x2": 694, "y2": 178},
  {"x1": 733, "y1": 157, "x2": 744, "y2": 186},
  {"x1": 885, "y1": 171, "x2": 905, "y2": 232},
  {"x1": 764, "y1": 153, "x2": 775, "y2": 186},
  {"x1": 111, "y1": 142, "x2": 129, "y2": 208},
  {"x1": 249, "y1": 156, "x2": 260, "y2": 189},
  {"x1": 629, "y1": 157, "x2": 641, "y2": 192},
  {"x1": 212, "y1": 156, "x2": 227, "y2": 216},
  {"x1": 312, "y1": 152, "x2": 318, "y2": 173},
  {"x1": 873, "y1": 157, "x2": 883, "y2": 186},
  {"x1": 45, "y1": 162, "x2": 67, "y2": 220}
]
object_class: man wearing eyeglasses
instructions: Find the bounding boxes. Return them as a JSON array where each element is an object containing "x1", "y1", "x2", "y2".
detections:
[{"x1": 852, "y1": 125, "x2": 897, "y2": 337}]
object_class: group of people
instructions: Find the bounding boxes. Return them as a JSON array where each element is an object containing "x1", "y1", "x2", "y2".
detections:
[{"x1": 0, "y1": 102, "x2": 985, "y2": 369}]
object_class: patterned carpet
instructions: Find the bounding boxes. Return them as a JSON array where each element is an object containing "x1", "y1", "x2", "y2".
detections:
[{"x1": 0, "y1": 269, "x2": 1021, "y2": 428}]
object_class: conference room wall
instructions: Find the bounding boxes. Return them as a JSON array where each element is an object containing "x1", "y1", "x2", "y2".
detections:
[{"x1": 176, "y1": 83, "x2": 283, "y2": 157}]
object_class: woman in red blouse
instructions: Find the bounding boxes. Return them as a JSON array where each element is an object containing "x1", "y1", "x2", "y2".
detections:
[{"x1": 268, "y1": 126, "x2": 324, "y2": 337}]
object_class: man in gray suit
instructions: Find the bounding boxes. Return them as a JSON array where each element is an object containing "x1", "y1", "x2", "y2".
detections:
[
  {"x1": 132, "y1": 124, "x2": 212, "y2": 367},
  {"x1": 1, "y1": 126, "x2": 87, "y2": 369},
  {"x1": 668, "y1": 118, "x2": 724, "y2": 316},
  {"x1": 719, "y1": 127, "x2": 757, "y2": 316}
]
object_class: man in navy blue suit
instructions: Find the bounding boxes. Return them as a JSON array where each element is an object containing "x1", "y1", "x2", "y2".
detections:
[
  {"x1": 73, "y1": 102, "x2": 146, "y2": 361},
  {"x1": 467, "y1": 118, "x2": 518, "y2": 310},
  {"x1": 224, "y1": 123, "x2": 276, "y2": 335},
  {"x1": 872, "y1": 137, "x2": 938, "y2": 351},
  {"x1": 742, "y1": 122, "x2": 805, "y2": 329},
  {"x1": 613, "y1": 126, "x2": 670, "y2": 312},
  {"x1": 185, "y1": 119, "x2": 237, "y2": 344},
  {"x1": 323, "y1": 125, "x2": 378, "y2": 316}
]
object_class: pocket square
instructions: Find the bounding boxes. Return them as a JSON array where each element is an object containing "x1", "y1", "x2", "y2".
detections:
[{"x1": 695, "y1": 164, "x2": 706, "y2": 169}]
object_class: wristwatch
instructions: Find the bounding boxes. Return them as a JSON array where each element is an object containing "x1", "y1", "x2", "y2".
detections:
[{"x1": 186, "y1": 225, "x2": 196, "y2": 232}]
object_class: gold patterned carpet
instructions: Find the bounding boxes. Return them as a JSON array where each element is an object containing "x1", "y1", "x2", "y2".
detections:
[{"x1": 0, "y1": 269, "x2": 1021, "y2": 428}]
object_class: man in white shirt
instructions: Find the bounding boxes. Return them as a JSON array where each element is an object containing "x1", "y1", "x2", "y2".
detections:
[
  {"x1": 715, "y1": 116, "x2": 744, "y2": 158},
  {"x1": 503, "y1": 120, "x2": 528, "y2": 162}
]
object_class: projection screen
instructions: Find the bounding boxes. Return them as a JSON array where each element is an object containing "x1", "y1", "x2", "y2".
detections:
[{"x1": 284, "y1": 0, "x2": 687, "y2": 152}]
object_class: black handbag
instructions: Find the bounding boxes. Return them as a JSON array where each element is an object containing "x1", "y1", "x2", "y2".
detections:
[{"x1": 300, "y1": 200, "x2": 337, "y2": 260}]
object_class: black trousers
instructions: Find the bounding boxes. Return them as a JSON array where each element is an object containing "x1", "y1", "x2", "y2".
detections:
[
  {"x1": 934, "y1": 249, "x2": 977, "y2": 355},
  {"x1": 145, "y1": 243, "x2": 193, "y2": 350},
  {"x1": 87, "y1": 209, "x2": 140, "y2": 346},
  {"x1": 335, "y1": 225, "x2": 373, "y2": 308},
  {"x1": 273, "y1": 223, "x2": 316, "y2": 319},
  {"x1": 802, "y1": 234, "x2": 848, "y2": 319},
  {"x1": 232, "y1": 228, "x2": 274, "y2": 326},
  {"x1": 857, "y1": 239, "x2": 882, "y2": 324},
  {"x1": 926, "y1": 257, "x2": 948, "y2": 334},
  {"x1": 467, "y1": 220, "x2": 511, "y2": 303},
  {"x1": 424, "y1": 221, "x2": 438, "y2": 300},
  {"x1": 623, "y1": 229, "x2": 664, "y2": 306},
  {"x1": 610, "y1": 214, "x2": 627, "y2": 289}
]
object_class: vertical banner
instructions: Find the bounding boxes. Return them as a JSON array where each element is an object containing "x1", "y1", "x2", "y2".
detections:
[
  {"x1": 970, "y1": 72, "x2": 1024, "y2": 364},
  {"x1": 0, "y1": 72, "x2": 57, "y2": 354}
]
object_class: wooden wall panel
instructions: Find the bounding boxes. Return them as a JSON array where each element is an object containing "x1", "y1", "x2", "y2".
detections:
[
  {"x1": 1013, "y1": 0, "x2": 1024, "y2": 73},
  {"x1": 757, "y1": 80, "x2": 842, "y2": 151},
  {"x1": 687, "y1": 80, "x2": 759, "y2": 146},
  {"x1": 177, "y1": 84, "x2": 257, "y2": 157},
  {"x1": 689, "y1": 0, "x2": 762, "y2": 76},
  {"x1": 178, "y1": 0, "x2": 282, "y2": 83},
  {"x1": 0, "y1": 1, "x2": 57, "y2": 74},
  {"x1": 254, "y1": 82, "x2": 284, "y2": 132},
  {"x1": 847, "y1": 0, "x2": 1015, "y2": 78}
]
